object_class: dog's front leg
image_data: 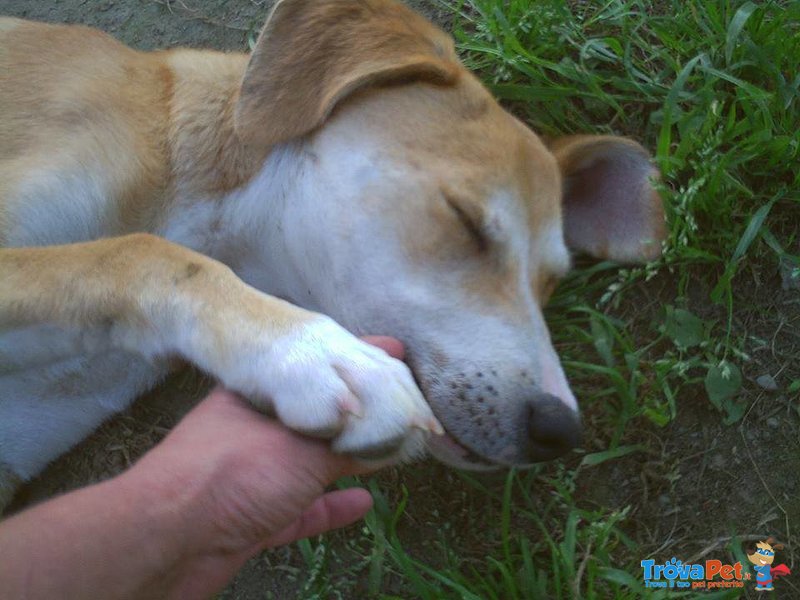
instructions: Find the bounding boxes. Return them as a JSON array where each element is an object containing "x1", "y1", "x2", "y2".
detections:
[{"x1": 1, "y1": 234, "x2": 440, "y2": 463}]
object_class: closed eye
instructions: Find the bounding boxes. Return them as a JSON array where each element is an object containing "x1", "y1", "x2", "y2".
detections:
[{"x1": 445, "y1": 195, "x2": 488, "y2": 252}]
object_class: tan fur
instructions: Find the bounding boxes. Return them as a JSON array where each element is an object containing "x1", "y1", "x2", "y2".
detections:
[
  {"x1": 234, "y1": 0, "x2": 461, "y2": 148},
  {"x1": 0, "y1": 234, "x2": 312, "y2": 363},
  {"x1": 0, "y1": 19, "x2": 174, "y2": 238},
  {"x1": 0, "y1": 1, "x2": 462, "y2": 228},
  {"x1": 0, "y1": 2, "x2": 466, "y2": 328}
]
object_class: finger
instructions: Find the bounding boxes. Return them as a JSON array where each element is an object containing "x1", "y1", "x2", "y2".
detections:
[
  {"x1": 263, "y1": 488, "x2": 373, "y2": 548},
  {"x1": 194, "y1": 385, "x2": 249, "y2": 415},
  {"x1": 189, "y1": 387, "x2": 377, "y2": 482},
  {"x1": 361, "y1": 336, "x2": 405, "y2": 360}
]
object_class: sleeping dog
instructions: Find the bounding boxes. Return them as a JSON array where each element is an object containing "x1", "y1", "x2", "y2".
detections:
[{"x1": 0, "y1": 0, "x2": 665, "y2": 509}]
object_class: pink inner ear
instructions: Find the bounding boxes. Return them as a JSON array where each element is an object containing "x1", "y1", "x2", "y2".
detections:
[{"x1": 562, "y1": 148, "x2": 665, "y2": 263}]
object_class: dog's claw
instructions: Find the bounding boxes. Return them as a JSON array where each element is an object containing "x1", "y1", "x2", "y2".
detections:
[
  {"x1": 429, "y1": 418, "x2": 445, "y2": 436},
  {"x1": 338, "y1": 394, "x2": 364, "y2": 418},
  {"x1": 411, "y1": 416, "x2": 444, "y2": 435},
  {"x1": 410, "y1": 418, "x2": 427, "y2": 432}
]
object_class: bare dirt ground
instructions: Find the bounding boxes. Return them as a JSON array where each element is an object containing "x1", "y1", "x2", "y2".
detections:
[{"x1": 2, "y1": 0, "x2": 798, "y2": 598}]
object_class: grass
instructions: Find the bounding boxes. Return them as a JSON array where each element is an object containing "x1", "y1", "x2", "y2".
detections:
[
  {"x1": 453, "y1": 0, "x2": 800, "y2": 426},
  {"x1": 280, "y1": 1, "x2": 799, "y2": 598}
]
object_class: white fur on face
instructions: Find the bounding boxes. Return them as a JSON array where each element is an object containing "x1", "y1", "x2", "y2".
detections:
[{"x1": 231, "y1": 121, "x2": 580, "y2": 468}]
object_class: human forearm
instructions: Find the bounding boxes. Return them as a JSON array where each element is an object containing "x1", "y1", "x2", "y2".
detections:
[
  {"x1": 0, "y1": 387, "x2": 378, "y2": 600},
  {"x1": 0, "y1": 468, "x2": 220, "y2": 600}
]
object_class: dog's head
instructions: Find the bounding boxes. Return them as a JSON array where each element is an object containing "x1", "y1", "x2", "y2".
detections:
[{"x1": 234, "y1": 0, "x2": 666, "y2": 469}]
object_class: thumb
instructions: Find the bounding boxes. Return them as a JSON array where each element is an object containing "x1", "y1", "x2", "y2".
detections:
[{"x1": 263, "y1": 488, "x2": 373, "y2": 548}]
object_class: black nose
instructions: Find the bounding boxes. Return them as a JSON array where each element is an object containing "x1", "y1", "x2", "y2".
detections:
[{"x1": 526, "y1": 393, "x2": 582, "y2": 462}]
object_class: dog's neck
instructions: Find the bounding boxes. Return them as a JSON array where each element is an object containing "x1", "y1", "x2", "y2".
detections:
[
  {"x1": 159, "y1": 145, "x2": 318, "y2": 306},
  {"x1": 162, "y1": 50, "x2": 268, "y2": 197},
  {"x1": 155, "y1": 50, "x2": 319, "y2": 306}
]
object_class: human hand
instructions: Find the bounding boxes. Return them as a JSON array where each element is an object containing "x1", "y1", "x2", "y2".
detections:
[{"x1": 123, "y1": 336, "x2": 407, "y2": 595}]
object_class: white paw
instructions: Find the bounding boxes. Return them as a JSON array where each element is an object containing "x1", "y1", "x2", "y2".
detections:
[{"x1": 228, "y1": 318, "x2": 441, "y2": 461}]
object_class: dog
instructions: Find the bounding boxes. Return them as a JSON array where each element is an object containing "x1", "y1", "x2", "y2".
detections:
[{"x1": 0, "y1": 0, "x2": 665, "y2": 510}]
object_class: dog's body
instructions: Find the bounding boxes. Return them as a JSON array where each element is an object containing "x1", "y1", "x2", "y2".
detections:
[{"x1": 0, "y1": 0, "x2": 665, "y2": 509}]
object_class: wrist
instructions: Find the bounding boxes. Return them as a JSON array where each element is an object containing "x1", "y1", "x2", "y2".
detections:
[
  {"x1": 118, "y1": 459, "x2": 256, "y2": 598},
  {"x1": 99, "y1": 469, "x2": 200, "y2": 596},
  {"x1": 117, "y1": 455, "x2": 211, "y2": 558}
]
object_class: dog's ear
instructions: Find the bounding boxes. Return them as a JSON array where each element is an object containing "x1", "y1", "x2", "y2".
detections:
[
  {"x1": 549, "y1": 135, "x2": 666, "y2": 263},
  {"x1": 234, "y1": 0, "x2": 460, "y2": 148}
]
